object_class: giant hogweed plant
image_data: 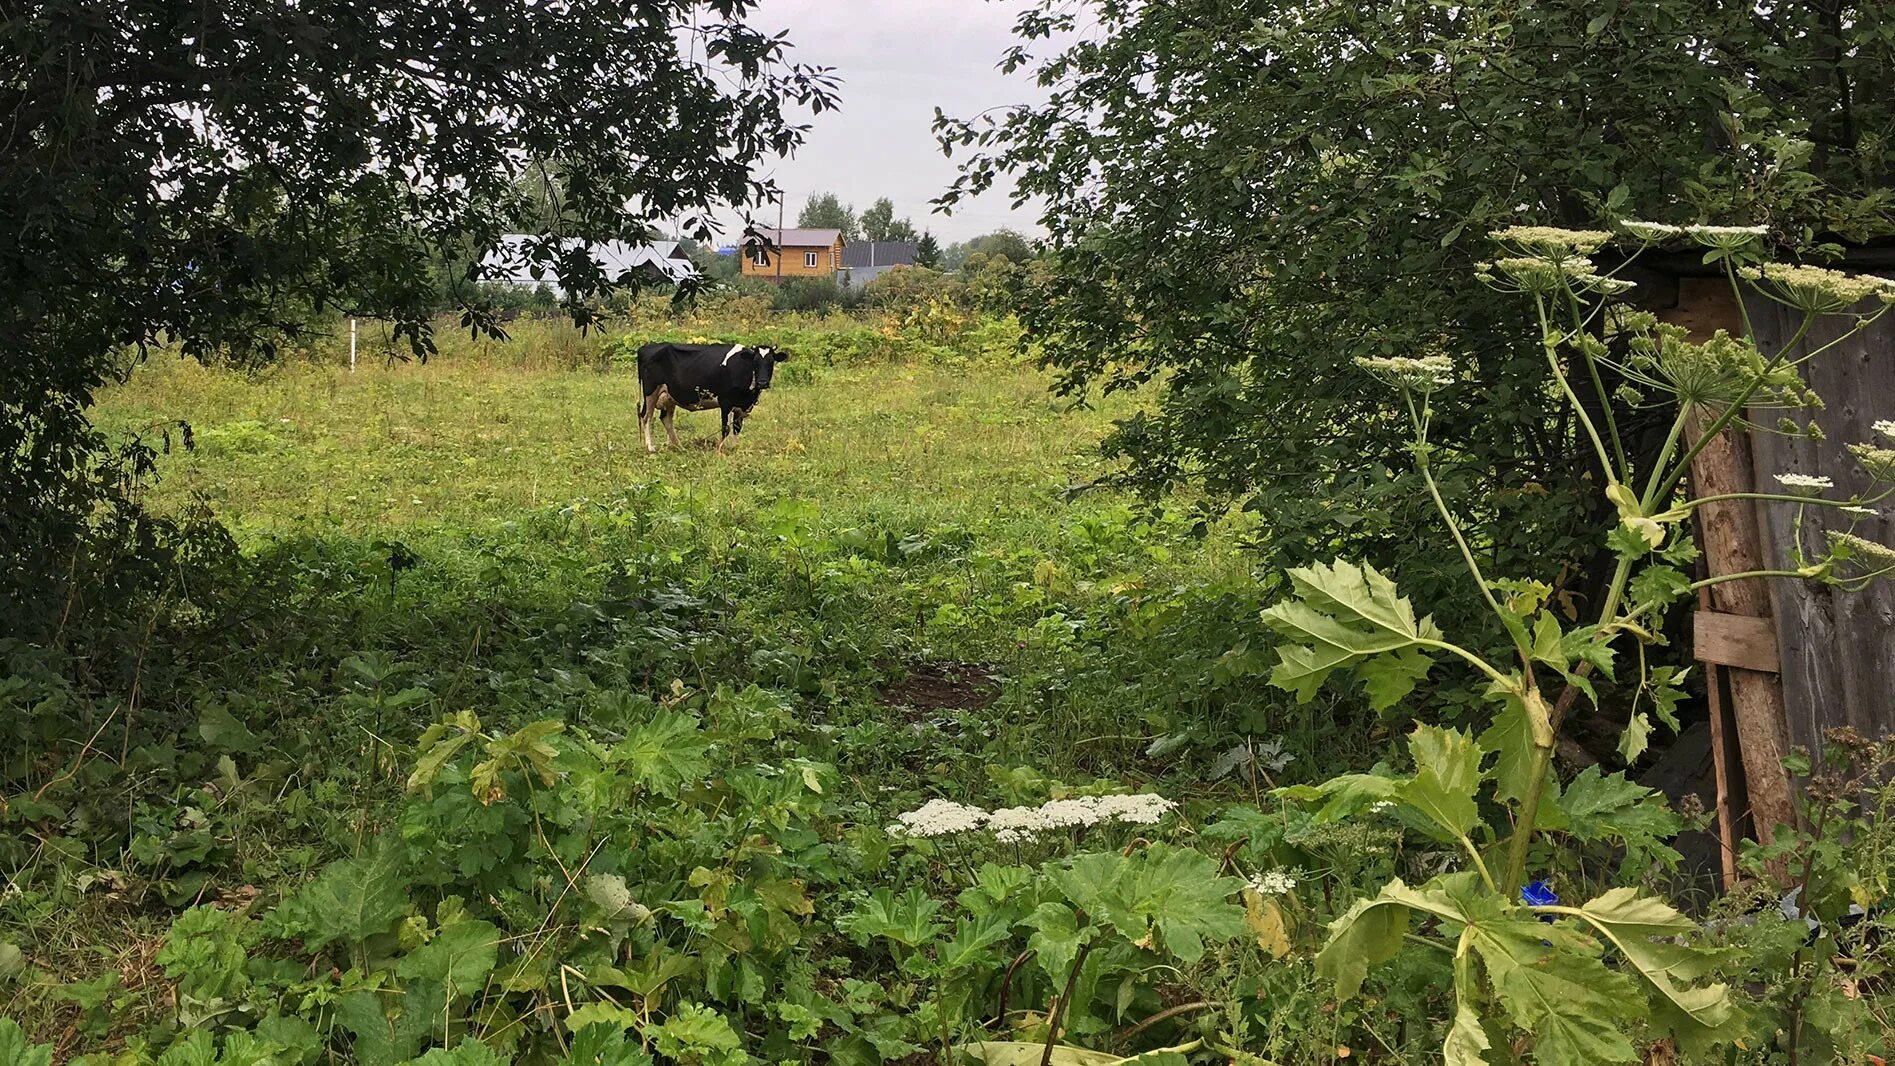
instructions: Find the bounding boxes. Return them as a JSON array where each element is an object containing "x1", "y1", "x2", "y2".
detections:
[{"x1": 1266, "y1": 222, "x2": 1895, "y2": 1064}]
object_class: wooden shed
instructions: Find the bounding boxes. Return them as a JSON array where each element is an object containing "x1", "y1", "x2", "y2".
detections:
[{"x1": 1627, "y1": 243, "x2": 1895, "y2": 876}]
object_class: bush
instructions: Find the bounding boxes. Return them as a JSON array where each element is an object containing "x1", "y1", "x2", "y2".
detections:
[
  {"x1": 860, "y1": 265, "x2": 967, "y2": 313},
  {"x1": 769, "y1": 276, "x2": 853, "y2": 313}
]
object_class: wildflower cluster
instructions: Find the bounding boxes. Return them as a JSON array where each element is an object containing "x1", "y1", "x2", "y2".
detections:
[
  {"x1": 1624, "y1": 327, "x2": 1812, "y2": 411},
  {"x1": 1774, "y1": 473, "x2": 1834, "y2": 495},
  {"x1": 1246, "y1": 869, "x2": 1297, "y2": 896},
  {"x1": 1850, "y1": 442, "x2": 1895, "y2": 483},
  {"x1": 1873, "y1": 419, "x2": 1895, "y2": 440},
  {"x1": 1617, "y1": 220, "x2": 1684, "y2": 242},
  {"x1": 1490, "y1": 225, "x2": 1612, "y2": 255},
  {"x1": 1826, "y1": 531, "x2": 1895, "y2": 569},
  {"x1": 1352, "y1": 354, "x2": 1455, "y2": 392},
  {"x1": 1739, "y1": 263, "x2": 1895, "y2": 315},
  {"x1": 1684, "y1": 224, "x2": 1770, "y2": 252},
  {"x1": 891, "y1": 793, "x2": 1177, "y2": 842}
]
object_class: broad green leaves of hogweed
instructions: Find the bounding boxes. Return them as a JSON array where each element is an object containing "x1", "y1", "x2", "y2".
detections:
[
  {"x1": 0, "y1": 1019, "x2": 54, "y2": 1066},
  {"x1": 1317, "y1": 872, "x2": 1739, "y2": 1066},
  {"x1": 1260, "y1": 559, "x2": 1442, "y2": 710},
  {"x1": 1278, "y1": 723, "x2": 1483, "y2": 846},
  {"x1": 273, "y1": 843, "x2": 409, "y2": 950},
  {"x1": 1046, "y1": 844, "x2": 1246, "y2": 965}
]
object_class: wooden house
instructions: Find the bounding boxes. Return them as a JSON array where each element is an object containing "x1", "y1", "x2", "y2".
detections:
[{"x1": 742, "y1": 228, "x2": 845, "y2": 281}]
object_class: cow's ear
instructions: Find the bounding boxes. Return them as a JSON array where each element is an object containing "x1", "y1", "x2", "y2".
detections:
[{"x1": 772, "y1": 348, "x2": 791, "y2": 362}]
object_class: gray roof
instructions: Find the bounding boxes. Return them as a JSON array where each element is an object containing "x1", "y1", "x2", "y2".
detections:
[
  {"x1": 757, "y1": 227, "x2": 842, "y2": 247},
  {"x1": 840, "y1": 241, "x2": 918, "y2": 269}
]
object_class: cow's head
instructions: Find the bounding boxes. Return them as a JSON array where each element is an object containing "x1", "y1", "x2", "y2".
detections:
[{"x1": 751, "y1": 345, "x2": 791, "y2": 389}]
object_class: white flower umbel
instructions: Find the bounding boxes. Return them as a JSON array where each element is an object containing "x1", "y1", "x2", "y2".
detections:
[
  {"x1": 982, "y1": 792, "x2": 1177, "y2": 841},
  {"x1": 1827, "y1": 530, "x2": 1895, "y2": 568},
  {"x1": 1491, "y1": 226, "x2": 1612, "y2": 255},
  {"x1": 1353, "y1": 354, "x2": 1456, "y2": 393},
  {"x1": 1874, "y1": 419, "x2": 1895, "y2": 441},
  {"x1": 1247, "y1": 870, "x2": 1297, "y2": 896},
  {"x1": 1842, "y1": 506, "x2": 1881, "y2": 518},
  {"x1": 1618, "y1": 220, "x2": 1684, "y2": 242},
  {"x1": 894, "y1": 798, "x2": 988, "y2": 838},
  {"x1": 1774, "y1": 473, "x2": 1835, "y2": 495},
  {"x1": 1684, "y1": 224, "x2": 1769, "y2": 252},
  {"x1": 1740, "y1": 263, "x2": 1895, "y2": 315},
  {"x1": 1092, "y1": 793, "x2": 1178, "y2": 825}
]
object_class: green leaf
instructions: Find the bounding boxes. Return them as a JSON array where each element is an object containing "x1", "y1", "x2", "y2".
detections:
[
  {"x1": 408, "y1": 711, "x2": 480, "y2": 793},
  {"x1": 956, "y1": 1043, "x2": 1120, "y2": 1066},
  {"x1": 645, "y1": 1003, "x2": 748, "y2": 1066},
  {"x1": 566, "y1": 1004, "x2": 642, "y2": 1033},
  {"x1": 397, "y1": 920, "x2": 499, "y2": 999},
  {"x1": 1569, "y1": 888, "x2": 1745, "y2": 1048},
  {"x1": 1274, "y1": 773, "x2": 1400, "y2": 822},
  {"x1": 1556, "y1": 767, "x2": 1681, "y2": 846},
  {"x1": 609, "y1": 710, "x2": 712, "y2": 797},
  {"x1": 404, "y1": 1041, "x2": 508, "y2": 1066},
  {"x1": 1049, "y1": 845, "x2": 1245, "y2": 964},
  {"x1": 837, "y1": 887, "x2": 945, "y2": 949},
  {"x1": 1477, "y1": 683, "x2": 1554, "y2": 808},
  {"x1": 1024, "y1": 902, "x2": 1093, "y2": 985},
  {"x1": 1397, "y1": 724, "x2": 1484, "y2": 841},
  {"x1": 1443, "y1": 1001, "x2": 1491, "y2": 1066},
  {"x1": 1617, "y1": 713, "x2": 1655, "y2": 763},
  {"x1": 0, "y1": 1019, "x2": 54, "y2": 1066},
  {"x1": 280, "y1": 843, "x2": 410, "y2": 950},
  {"x1": 198, "y1": 703, "x2": 263, "y2": 753},
  {"x1": 1315, "y1": 880, "x2": 1422, "y2": 999},
  {"x1": 335, "y1": 982, "x2": 446, "y2": 1066},
  {"x1": 1260, "y1": 559, "x2": 1442, "y2": 709}
]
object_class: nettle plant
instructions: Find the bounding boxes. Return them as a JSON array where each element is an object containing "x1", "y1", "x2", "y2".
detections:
[{"x1": 1267, "y1": 222, "x2": 1895, "y2": 1063}]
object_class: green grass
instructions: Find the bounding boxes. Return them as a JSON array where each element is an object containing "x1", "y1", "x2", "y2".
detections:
[
  {"x1": 8, "y1": 322, "x2": 1405, "y2": 1063},
  {"x1": 96, "y1": 349, "x2": 1130, "y2": 540}
]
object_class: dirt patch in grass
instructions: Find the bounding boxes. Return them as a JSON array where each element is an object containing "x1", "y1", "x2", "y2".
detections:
[{"x1": 881, "y1": 660, "x2": 998, "y2": 715}]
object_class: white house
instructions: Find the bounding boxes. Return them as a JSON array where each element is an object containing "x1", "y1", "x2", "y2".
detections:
[{"x1": 480, "y1": 235, "x2": 699, "y2": 293}]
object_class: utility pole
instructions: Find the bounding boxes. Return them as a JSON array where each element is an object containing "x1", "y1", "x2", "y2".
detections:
[{"x1": 775, "y1": 195, "x2": 784, "y2": 280}]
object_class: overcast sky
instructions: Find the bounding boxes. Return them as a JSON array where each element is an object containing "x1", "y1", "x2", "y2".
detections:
[{"x1": 716, "y1": 1, "x2": 1059, "y2": 245}]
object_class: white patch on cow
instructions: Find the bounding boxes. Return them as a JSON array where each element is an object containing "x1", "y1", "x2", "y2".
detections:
[{"x1": 722, "y1": 344, "x2": 744, "y2": 364}]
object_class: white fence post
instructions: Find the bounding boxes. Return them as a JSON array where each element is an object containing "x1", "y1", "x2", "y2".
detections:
[{"x1": 349, "y1": 318, "x2": 357, "y2": 372}]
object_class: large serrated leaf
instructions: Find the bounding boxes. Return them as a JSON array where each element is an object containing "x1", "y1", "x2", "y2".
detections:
[
  {"x1": 1569, "y1": 888, "x2": 1744, "y2": 1046},
  {"x1": 282, "y1": 843, "x2": 410, "y2": 950},
  {"x1": 1398, "y1": 724, "x2": 1484, "y2": 841},
  {"x1": 1261, "y1": 559, "x2": 1442, "y2": 708},
  {"x1": 397, "y1": 920, "x2": 500, "y2": 999},
  {"x1": 609, "y1": 710, "x2": 712, "y2": 797}
]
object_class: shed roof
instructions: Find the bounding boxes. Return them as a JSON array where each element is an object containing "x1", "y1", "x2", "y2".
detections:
[
  {"x1": 841, "y1": 241, "x2": 917, "y2": 269},
  {"x1": 757, "y1": 228, "x2": 843, "y2": 247}
]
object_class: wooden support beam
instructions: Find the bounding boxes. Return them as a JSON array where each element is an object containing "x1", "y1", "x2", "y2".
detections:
[{"x1": 1667, "y1": 281, "x2": 1798, "y2": 859}]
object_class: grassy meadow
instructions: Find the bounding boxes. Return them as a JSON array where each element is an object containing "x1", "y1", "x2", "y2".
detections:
[
  {"x1": 95, "y1": 339, "x2": 1130, "y2": 540},
  {"x1": 8, "y1": 315, "x2": 1414, "y2": 1064}
]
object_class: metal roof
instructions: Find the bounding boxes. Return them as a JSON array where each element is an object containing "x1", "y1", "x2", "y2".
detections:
[
  {"x1": 840, "y1": 241, "x2": 918, "y2": 269},
  {"x1": 757, "y1": 228, "x2": 843, "y2": 247}
]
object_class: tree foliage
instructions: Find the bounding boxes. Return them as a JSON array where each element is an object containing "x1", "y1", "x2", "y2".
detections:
[
  {"x1": 938, "y1": 0, "x2": 1895, "y2": 630},
  {"x1": 1, "y1": 0, "x2": 836, "y2": 631},
  {"x1": 915, "y1": 232, "x2": 943, "y2": 268},
  {"x1": 796, "y1": 191, "x2": 859, "y2": 239}
]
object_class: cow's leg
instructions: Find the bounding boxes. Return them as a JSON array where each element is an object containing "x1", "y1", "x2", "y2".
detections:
[
  {"x1": 716, "y1": 406, "x2": 732, "y2": 455},
  {"x1": 659, "y1": 392, "x2": 681, "y2": 448},
  {"x1": 639, "y1": 389, "x2": 659, "y2": 453},
  {"x1": 732, "y1": 408, "x2": 748, "y2": 438}
]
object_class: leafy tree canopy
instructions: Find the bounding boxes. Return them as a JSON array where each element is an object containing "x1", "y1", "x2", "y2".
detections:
[
  {"x1": 938, "y1": 0, "x2": 1895, "y2": 627},
  {"x1": 797, "y1": 191, "x2": 860, "y2": 239},
  {"x1": 2, "y1": 0, "x2": 836, "y2": 630},
  {"x1": 861, "y1": 197, "x2": 920, "y2": 243}
]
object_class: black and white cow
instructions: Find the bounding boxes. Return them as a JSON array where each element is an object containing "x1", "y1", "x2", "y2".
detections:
[{"x1": 636, "y1": 342, "x2": 792, "y2": 454}]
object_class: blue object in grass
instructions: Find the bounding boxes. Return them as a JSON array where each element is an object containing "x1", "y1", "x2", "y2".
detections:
[{"x1": 1521, "y1": 880, "x2": 1558, "y2": 927}]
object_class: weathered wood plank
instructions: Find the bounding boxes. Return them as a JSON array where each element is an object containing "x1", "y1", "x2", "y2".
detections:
[
  {"x1": 1692, "y1": 611, "x2": 1781, "y2": 673},
  {"x1": 1746, "y1": 296, "x2": 1895, "y2": 751}
]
